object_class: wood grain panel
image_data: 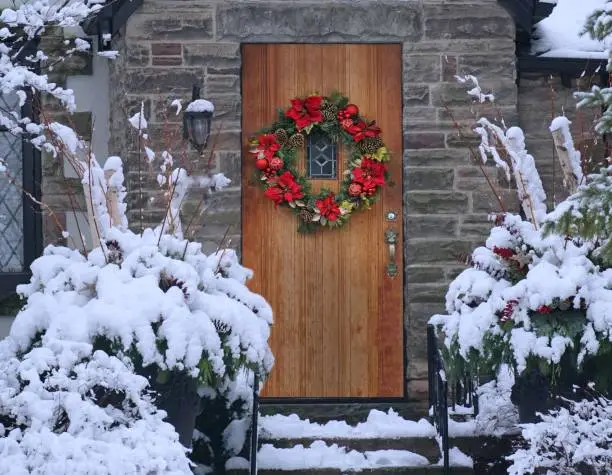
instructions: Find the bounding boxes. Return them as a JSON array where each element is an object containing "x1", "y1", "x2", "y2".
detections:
[{"x1": 242, "y1": 44, "x2": 404, "y2": 398}]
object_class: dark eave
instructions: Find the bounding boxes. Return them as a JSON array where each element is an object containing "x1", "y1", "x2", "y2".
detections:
[
  {"x1": 518, "y1": 56, "x2": 608, "y2": 87},
  {"x1": 81, "y1": 0, "x2": 143, "y2": 37},
  {"x1": 518, "y1": 56, "x2": 607, "y2": 76},
  {"x1": 498, "y1": 0, "x2": 537, "y2": 34}
]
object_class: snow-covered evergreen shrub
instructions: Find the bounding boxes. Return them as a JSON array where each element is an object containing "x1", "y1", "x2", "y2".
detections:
[
  {"x1": 0, "y1": 338, "x2": 192, "y2": 475},
  {"x1": 0, "y1": 226, "x2": 273, "y2": 473},
  {"x1": 507, "y1": 387, "x2": 612, "y2": 475},
  {"x1": 430, "y1": 213, "x2": 612, "y2": 394}
]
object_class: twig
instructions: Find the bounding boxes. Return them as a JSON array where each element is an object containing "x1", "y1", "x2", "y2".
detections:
[{"x1": 443, "y1": 103, "x2": 506, "y2": 212}]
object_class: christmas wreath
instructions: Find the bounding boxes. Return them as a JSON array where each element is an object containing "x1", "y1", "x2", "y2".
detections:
[{"x1": 248, "y1": 92, "x2": 391, "y2": 232}]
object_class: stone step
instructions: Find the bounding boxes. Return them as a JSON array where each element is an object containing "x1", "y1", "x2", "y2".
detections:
[
  {"x1": 259, "y1": 402, "x2": 430, "y2": 426},
  {"x1": 258, "y1": 437, "x2": 440, "y2": 463},
  {"x1": 228, "y1": 469, "x2": 473, "y2": 475}
]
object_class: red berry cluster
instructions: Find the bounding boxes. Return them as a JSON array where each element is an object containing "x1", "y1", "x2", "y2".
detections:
[
  {"x1": 493, "y1": 246, "x2": 515, "y2": 259},
  {"x1": 337, "y1": 104, "x2": 359, "y2": 121},
  {"x1": 535, "y1": 305, "x2": 553, "y2": 314}
]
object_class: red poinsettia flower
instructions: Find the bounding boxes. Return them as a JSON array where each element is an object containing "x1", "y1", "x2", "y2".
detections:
[
  {"x1": 286, "y1": 95, "x2": 323, "y2": 130},
  {"x1": 315, "y1": 193, "x2": 341, "y2": 222},
  {"x1": 347, "y1": 120, "x2": 381, "y2": 142},
  {"x1": 352, "y1": 158, "x2": 386, "y2": 196},
  {"x1": 264, "y1": 171, "x2": 304, "y2": 207},
  {"x1": 255, "y1": 133, "x2": 280, "y2": 159}
]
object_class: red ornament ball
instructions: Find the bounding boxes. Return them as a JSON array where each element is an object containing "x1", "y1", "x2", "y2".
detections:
[
  {"x1": 255, "y1": 158, "x2": 269, "y2": 170},
  {"x1": 344, "y1": 104, "x2": 359, "y2": 116},
  {"x1": 348, "y1": 183, "x2": 363, "y2": 197},
  {"x1": 269, "y1": 157, "x2": 284, "y2": 171}
]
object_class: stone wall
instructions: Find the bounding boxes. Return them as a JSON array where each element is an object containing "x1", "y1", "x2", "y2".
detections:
[{"x1": 110, "y1": 0, "x2": 519, "y2": 399}]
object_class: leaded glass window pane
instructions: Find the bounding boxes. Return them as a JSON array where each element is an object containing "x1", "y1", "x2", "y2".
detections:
[
  {"x1": 307, "y1": 130, "x2": 337, "y2": 179},
  {"x1": 0, "y1": 92, "x2": 24, "y2": 272}
]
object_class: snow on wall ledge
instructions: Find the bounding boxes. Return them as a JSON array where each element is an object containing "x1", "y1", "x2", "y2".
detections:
[{"x1": 532, "y1": 0, "x2": 608, "y2": 59}]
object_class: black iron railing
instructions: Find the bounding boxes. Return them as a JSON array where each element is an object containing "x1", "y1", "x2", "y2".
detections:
[
  {"x1": 428, "y1": 324, "x2": 450, "y2": 475},
  {"x1": 249, "y1": 371, "x2": 260, "y2": 475}
]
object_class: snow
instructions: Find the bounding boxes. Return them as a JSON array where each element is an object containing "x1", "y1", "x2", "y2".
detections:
[
  {"x1": 473, "y1": 366, "x2": 519, "y2": 437},
  {"x1": 255, "y1": 441, "x2": 429, "y2": 471},
  {"x1": 260, "y1": 409, "x2": 436, "y2": 440},
  {"x1": 474, "y1": 119, "x2": 547, "y2": 226},
  {"x1": 533, "y1": 0, "x2": 609, "y2": 59},
  {"x1": 0, "y1": 341, "x2": 193, "y2": 475},
  {"x1": 49, "y1": 121, "x2": 82, "y2": 154},
  {"x1": 171, "y1": 99, "x2": 182, "y2": 115},
  {"x1": 445, "y1": 447, "x2": 473, "y2": 468},
  {"x1": 128, "y1": 103, "x2": 147, "y2": 131},
  {"x1": 507, "y1": 389, "x2": 612, "y2": 474},
  {"x1": 456, "y1": 75, "x2": 494, "y2": 103},
  {"x1": 549, "y1": 116, "x2": 584, "y2": 186},
  {"x1": 186, "y1": 99, "x2": 214, "y2": 113}
]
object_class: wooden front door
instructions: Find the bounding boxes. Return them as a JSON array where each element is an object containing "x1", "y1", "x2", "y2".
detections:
[{"x1": 242, "y1": 44, "x2": 403, "y2": 398}]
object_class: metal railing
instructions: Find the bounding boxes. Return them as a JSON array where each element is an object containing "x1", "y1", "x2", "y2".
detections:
[
  {"x1": 428, "y1": 324, "x2": 450, "y2": 475},
  {"x1": 249, "y1": 371, "x2": 260, "y2": 475}
]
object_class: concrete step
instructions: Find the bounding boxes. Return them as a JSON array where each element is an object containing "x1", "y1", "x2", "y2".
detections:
[
  {"x1": 258, "y1": 437, "x2": 440, "y2": 463},
  {"x1": 227, "y1": 468, "x2": 473, "y2": 475},
  {"x1": 259, "y1": 402, "x2": 430, "y2": 426}
]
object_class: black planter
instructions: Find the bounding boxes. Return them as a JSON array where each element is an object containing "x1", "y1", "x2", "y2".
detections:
[
  {"x1": 149, "y1": 370, "x2": 201, "y2": 448},
  {"x1": 511, "y1": 367, "x2": 549, "y2": 423}
]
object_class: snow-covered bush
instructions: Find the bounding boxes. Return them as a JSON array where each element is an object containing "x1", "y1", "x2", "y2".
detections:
[
  {"x1": 0, "y1": 221, "x2": 274, "y2": 473},
  {"x1": 507, "y1": 386, "x2": 612, "y2": 475},
  {"x1": 0, "y1": 338, "x2": 192, "y2": 475},
  {"x1": 430, "y1": 212, "x2": 612, "y2": 394}
]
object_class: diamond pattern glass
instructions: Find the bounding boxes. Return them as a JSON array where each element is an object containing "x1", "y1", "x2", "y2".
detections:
[
  {"x1": 307, "y1": 130, "x2": 337, "y2": 179},
  {"x1": 0, "y1": 91, "x2": 24, "y2": 272}
]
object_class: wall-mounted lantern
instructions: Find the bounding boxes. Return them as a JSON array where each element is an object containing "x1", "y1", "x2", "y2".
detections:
[{"x1": 183, "y1": 85, "x2": 214, "y2": 153}]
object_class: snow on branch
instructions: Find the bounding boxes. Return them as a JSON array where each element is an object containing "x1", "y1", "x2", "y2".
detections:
[
  {"x1": 456, "y1": 76, "x2": 547, "y2": 226},
  {"x1": 475, "y1": 118, "x2": 547, "y2": 227},
  {"x1": 0, "y1": 0, "x2": 117, "y2": 157},
  {"x1": 456, "y1": 75, "x2": 495, "y2": 103},
  {"x1": 507, "y1": 387, "x2": 612, "y2": 475},
  {"x1": 550, "y1": 116, "x2": 585, "y2": 193}
]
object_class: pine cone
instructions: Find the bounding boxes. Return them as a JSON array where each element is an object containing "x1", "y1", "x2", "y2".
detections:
[
  {"x1": 321, "y1": 104, "x2": 338, "y2": 122},
  {"x1": 288, "y1": 133, "x2": 305, "y2": 149},
  {"x1": 359, "y1": 136, "x2": 384, "y2": 154},
  {"x1": 274, "y1": 128, "x2": 289, "y2": 144},
  {"x1": 298, "y1": 208, "x2": 315, "y2": 223}
]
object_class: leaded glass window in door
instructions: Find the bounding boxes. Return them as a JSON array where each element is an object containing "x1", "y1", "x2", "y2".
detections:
[
  {"x1": 0, "y1": 91, "x2": 24, "y2": 272},
  {"x1": 307, "y1": 130, "x2": 337, "y2": 179}
]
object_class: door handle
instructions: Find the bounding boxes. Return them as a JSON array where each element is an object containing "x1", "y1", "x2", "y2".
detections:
[{"x1": 385, "y1": 228, "x2": 398, "y2": 278}]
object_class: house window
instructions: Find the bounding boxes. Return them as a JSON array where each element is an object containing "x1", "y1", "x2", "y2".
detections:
[
  {"x1": 0, "y1": 92, "x2": 25, "y2": 272},
  {"x1": 0, "y1": 90, "x2": 42, "y2": 298},
  {"x1": 307, "y1": 130, "x2": 337, "y2": 179}
]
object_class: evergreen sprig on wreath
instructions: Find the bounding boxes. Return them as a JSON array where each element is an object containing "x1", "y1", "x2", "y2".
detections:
[{"x1": 248, "y1": 91, "x2": 391, "y2": 232}]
